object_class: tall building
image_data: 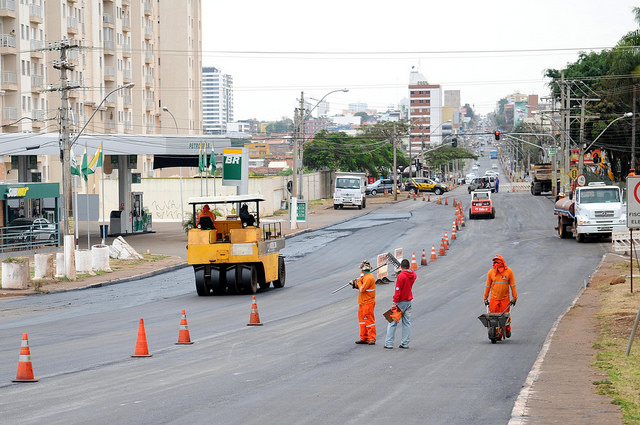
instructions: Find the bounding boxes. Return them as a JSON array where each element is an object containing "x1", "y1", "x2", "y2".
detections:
[
  {"x1": 0, "y1": 1, "x2": 201, "y2": 180},
  {"x1": 408, "y1": 67, "x2": 443, "y2": 148},
  {"x1": 202, "y1": 66, "x2": 234, "y2": 135}
]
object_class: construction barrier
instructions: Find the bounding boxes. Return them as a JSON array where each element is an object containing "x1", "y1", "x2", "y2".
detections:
[{"x1": 612, "y1": 231, "x2": 640, "y2": 254}]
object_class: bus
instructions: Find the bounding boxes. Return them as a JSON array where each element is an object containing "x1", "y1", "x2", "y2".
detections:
[{"x1": 490, "y1": 150, "x2": 498, "y2": 159}]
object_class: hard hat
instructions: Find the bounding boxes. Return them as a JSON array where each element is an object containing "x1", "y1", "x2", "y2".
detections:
[{"x1": 360, "y1": 260, "x2": 371, "y2": 270}]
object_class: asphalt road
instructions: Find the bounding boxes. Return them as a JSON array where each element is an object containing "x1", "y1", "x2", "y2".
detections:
[{"x1": 0, "y1": 180, "x2": 609, "y2": 424}]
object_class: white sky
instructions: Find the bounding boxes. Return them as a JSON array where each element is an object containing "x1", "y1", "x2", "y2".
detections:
[{"x1": 202, "y1": 1, "x2": 639, "y2": 121}]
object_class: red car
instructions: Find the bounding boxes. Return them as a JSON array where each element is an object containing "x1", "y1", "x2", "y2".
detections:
[{"x1": 469, "y1": 189, "x2": 495, "y2": 219}]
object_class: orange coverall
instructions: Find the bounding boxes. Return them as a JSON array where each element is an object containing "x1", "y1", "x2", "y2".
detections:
[
  {"x1": 357, "y1": 272, "x2": 376, "y2": 343},
  {"x1": 484, "y1": 261, "x2": 517, "y2": 332}
]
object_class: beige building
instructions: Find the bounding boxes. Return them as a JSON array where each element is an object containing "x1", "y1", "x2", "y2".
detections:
[{"x1": 0, "y1": 0, "x2": 202, "y2": 182}]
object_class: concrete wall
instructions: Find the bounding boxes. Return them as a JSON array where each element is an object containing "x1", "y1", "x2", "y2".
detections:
[{"x1": 100, "y1": 171, "x2": 333, "y2": 222}]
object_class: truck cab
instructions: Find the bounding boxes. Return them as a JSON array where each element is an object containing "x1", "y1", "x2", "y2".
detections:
[{"x1": 333, "y1": 172, "x2": 367, "y2": 209}]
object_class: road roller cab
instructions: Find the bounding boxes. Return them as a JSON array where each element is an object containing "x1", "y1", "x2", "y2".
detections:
[{"x1": 187, "y1": 194, "x2": 286, "y2": 295}]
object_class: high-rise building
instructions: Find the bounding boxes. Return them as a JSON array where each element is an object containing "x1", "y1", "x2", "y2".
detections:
[
  {"x1": 408, "y1": 67, "x2": 443, "y2": 147},
  {"x1": 202, "y1": 66, "x2": 234, "y2": 135},
  {"x1": 0, "y1": 1, "x2": 201, "y2": 181}
]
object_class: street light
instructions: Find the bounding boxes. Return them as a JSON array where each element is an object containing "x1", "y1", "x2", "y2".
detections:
[
  {"x1": 294, "y1": 88, "x2": 348, "y2": 199},
  {"x1": 162, "y1": 106, "x2": 184, "y2": 222},
  {"x1": 61, "y1": 82, "x2": 134, "y2": 237},
  {"x1": 580, "y1": 112, "x2": 633, "y2": 177}
]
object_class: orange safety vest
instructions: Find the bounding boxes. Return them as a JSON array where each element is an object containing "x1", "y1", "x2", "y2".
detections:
[
  {"x1": 357, "y1": 273, "x2": 376, "y2": 305},
  {"x1": 484, "y1": 266, "x2": 517, "y2": 301}
]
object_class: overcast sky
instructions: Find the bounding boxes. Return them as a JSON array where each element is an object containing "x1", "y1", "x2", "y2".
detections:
[{"x1": 202, "y1": 1, "x2": 639, "y2": 121}]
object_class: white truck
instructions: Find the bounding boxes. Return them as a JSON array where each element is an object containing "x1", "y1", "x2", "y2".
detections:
[
  {"x1": 333, "y1": 172, "x2": 367, "y2": 210},
  {"x1": 554, "y1": 182, "x2": 626, "y2": 242}
]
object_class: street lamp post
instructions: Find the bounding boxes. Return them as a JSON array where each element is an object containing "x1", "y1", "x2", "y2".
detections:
[
  {"x1": 297, "y1": 88, "x2": 348, "y2": 199},
  {"x1": 579, "y1": 112, "x2": 633, "y2": 176},
  {"x1": 63, "y1": 82, "x2": 135, "y2": 234},
  {"x1": 162, "y1": 106, "x2": 184, "y2": 222}
]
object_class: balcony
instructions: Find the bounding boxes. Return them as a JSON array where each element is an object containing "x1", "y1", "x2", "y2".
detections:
[
  {"x1": 67, "y1": 49, "x2": 80, "y2": 63},
  {"x1": 31, "y1": 109, "x2": 45, "y2": 129},
  {"x1": 123, "y1": 68, "x2": 132, "y2": 82},
  {"x1": 122, "y1": 17, "x2": 131, "y2": 32},
  {"x1": 145, "y1": 98, "x2": 154, "y2": 110},
  {"x1": 103, "y1": 39, "x2": 114, "y2": 55},
  {"x1": 103, "y1": 13, "x2": 114, "y2": 28},
  {"x1": 3, "y1": 106, "x2": 17, "y2": 122},
  {"x1": 29, "y1": 4, "x2": 42, "y2": 24},
  {"x1": 30, "y1": 74, "x2": 43, "y2": 92},
  {"x1": 67, "y1": 16, "x2": 79, "y2": 34},
  {"x1": 0, "y1": 0, "x2": 16, "y2": 18},
  {"x1": 124, "y1": 120, "x2": 133, "y2": 133},
  {"x1": 122, "y1": 0, "x2": 130, "y2": 5},
  {"x1": 0, "y1": 34, "x2": 17, "y2": 53},
  {"x1": 123, "y1": 94, "x2": 132, "y2": 106},
  {"x1": 146, "y1": 123, "x2": 154, "y2": 133},
  {"x1": 104, "y1": 66, "x2": 115, "y2": 82},
  {"x1": 145, "y1": 74, "x2": 153, "y2": 88},
  {"x1": 144, "y1": 1, "x2": 153, "y2": 16},
  {"x1": 104, "y1": 121, "x2": 116, "y2": 132},
  {"x1": 144, "y1": 49, "x2": 152, "y2": 64},
  {"x1": 30, "y1": 39, "x2": 43, "y2": 58},
  {"x1": 2, "y1": 71, "x2": 17, "y2": 90},
  {"x1": 105, "y1": 93, "x2": 116, "y2": 107},
  {"x1": 122, "y1": 43, "x2": 131, "y2": 57},
  {"x1": 144, "y1": 25, "x2": 153, "y2": 40}
]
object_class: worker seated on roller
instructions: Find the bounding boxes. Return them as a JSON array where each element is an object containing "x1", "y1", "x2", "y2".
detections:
[
  {"x1": 239, "y1": 204, "x2": 256, "y2": 228},
  {"x1": 197, "y1": 205, "x2": 216, "y2": 230}
]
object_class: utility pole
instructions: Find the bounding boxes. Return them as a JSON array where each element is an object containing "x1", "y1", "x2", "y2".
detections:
[
  {"x1": 298, "y1": 92, "x2": 305, "y2": 199},
  {"x1": 393, "y1": 122, "x2": 398, "y2": 201},
  {"x1": 632, "y1": 84, "x2": 637, "y2": 171}
]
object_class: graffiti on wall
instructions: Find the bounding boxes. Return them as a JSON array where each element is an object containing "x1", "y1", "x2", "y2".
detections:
[{"x1": 150, "y1": 199, "x2": 183, "y2": 220}]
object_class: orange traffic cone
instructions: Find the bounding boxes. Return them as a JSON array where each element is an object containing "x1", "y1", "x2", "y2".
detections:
[
  {"x1": 247, "y1": 295, "x2": 263, "y2": 326},
  {"x1": 13, "y1": 333, "x2": 38, "y2": 382},
  {"x1": 421, "y1": 249, "x2": 428, "y2": 265},
  {"x1": 444, "y1": 232, "x2": 449, "y2": 250},
  {"x1": 445, "y1": 197, "x2": 448, "y2": 206},
  {"x1": 413, "y1": 193, "x2": 417, "y2": 201},
  {"x1": 411, "y1": 252, "x2": 418, "y2": 270},
  {"x1": 461, "y1": 214, "x2": 466, "y2": 227},
  {"x1": 132, "y1": 318, "x2": 152, "y2": 357},
  {"x1": 439, "y1": 240, "x2": 446, "y2": 256},
  {"x1": 512, "y1": 185, "x2": 515, "y2": 193},
  {"x1": 430, "y1": 244, "x2": 438, "y2": 261},
  {"x1": 423, "y1": 193, "x2": 426, "y2": 201},
  {"x1": 428, "y1": 194, "x2": 431, "y2": 202},
  {"x1": 451, "y1": 222, "x2": 457, "y2": 240},
  {"x1": 176, "y1": 309, "x2": 194, "y2": 345}
]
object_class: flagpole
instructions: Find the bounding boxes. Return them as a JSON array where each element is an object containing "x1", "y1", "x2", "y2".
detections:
[
  {"x1": 85, "y1": 142, "x2": 90, "y2": 249},
  {"x1": 205, "y1": 143, "x2": 209, "y2": 197},
  {"x1": 199, "y1": 143, "x2": 203, "y2": 196},
  {"x1": 101, "y1": 164, "x2": 105, "y2": 245},
  {"x1": 73, "y1": 175, "x2": 79, "y2": 249}
]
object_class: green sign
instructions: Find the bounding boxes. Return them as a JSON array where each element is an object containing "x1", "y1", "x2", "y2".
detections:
[
  {"x1": 296, "y1": 201, "x2": 307, "y2": 222},
  {"x1": 132, "y1": 173, "x2": 141, "y2": 183},
  {"x1": 548, "y1": 148, "x2": 556, "y2": 156}
]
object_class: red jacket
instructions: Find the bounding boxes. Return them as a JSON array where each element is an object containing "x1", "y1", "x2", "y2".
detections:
[{"x1": 393, "y1": 269, "x2": 417, "y2": 303}]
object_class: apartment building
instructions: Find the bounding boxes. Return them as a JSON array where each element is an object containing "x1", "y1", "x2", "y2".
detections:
[
  {"x1": 202, "y1": 66, "x2": 233, "y2": 135},
  {"x1": 408, "y1": 67, "x2": 443, "y2": 149},
  {"x1": 0, "y1": 0, "x2": 201, "y2": 181}
]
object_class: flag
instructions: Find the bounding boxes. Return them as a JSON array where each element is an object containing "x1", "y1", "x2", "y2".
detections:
[
  {"x1": 86, "y1": 143, "x2": 103, "y2": 175},
  {"x1": 198, "y1": 143, "x2": 205, "y2": 173},
  {"x1": 209, "y1": 147, "x2": 215, "y2": 174},
  {"x1": 80, "y1": 147, "x2": 89, "y2": 181},
  {"x1": 70, "y1": 147, "x2": 81, "y2": 177}
]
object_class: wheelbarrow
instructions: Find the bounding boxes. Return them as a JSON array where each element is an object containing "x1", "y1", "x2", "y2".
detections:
[{"x1": 477, "y1": 304, "x2": 511, "y2": 344}]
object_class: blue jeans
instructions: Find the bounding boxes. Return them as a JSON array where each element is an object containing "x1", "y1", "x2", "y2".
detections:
[{"x1": 385, "y1": 301, "x2": 411, "y2": 347}]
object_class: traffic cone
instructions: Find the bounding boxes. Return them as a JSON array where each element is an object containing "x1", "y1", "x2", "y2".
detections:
[
  {"x1": 430, "y1": 244, "x2": 437, "y2": 261},
  {"x1": 451, "y1": 222, "x2": 457, "y2": 240},
  {"x1": 247, "y1": 295, "x2": 263, "y2": 326},
  {"x1": 439, "y1": 240, "x2": 446, "y2": 256},
  {"x1": 428, "y1": 194, "x2": 431, "y2": 202},
  {"x1": 413, "y1": 193, "x2": 417, "y2": 201},
  {"x1": 512, "y1": 185, "x2": 515, "y2": 193},
  {"x1": 444, "y1": 232, "x2": 449, "y2": 250},
  {"x1": 411, "y1": 252, "x2": 418, "y2": 270},
  {"x1": 13, "y1": 333, "x2": 38, "y2": 382},
  {"x1": 423, "y1": 193, "x2": 426, "y2": 201},
  {"x1": 132, "y1": 318, "x2": 152, "y2": 357},
  {"x1": 461, "y1": 214, "x2": 466, "y2": 227},
  {"x1": 445, "y1": 197, "x2": 448, "y2": 206},
  {"x1": 421, "y1": 249, "x2": 428, "y2": 265},
  {"x1": 176, "y1": 309, "x2": 194, "y2": 345}
]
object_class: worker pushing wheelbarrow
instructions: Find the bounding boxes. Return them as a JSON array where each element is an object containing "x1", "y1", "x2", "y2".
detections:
[{"x1": 479, "y1": 254, "x2": 518, "y2": 344}]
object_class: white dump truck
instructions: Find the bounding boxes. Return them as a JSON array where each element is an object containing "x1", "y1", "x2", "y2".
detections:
[
  {"x1": 333, "y1": 172, "x2": 367, "y2": 210},
  {"x1": 554, "y1": 182, "x2": 626, "y2": 242}
]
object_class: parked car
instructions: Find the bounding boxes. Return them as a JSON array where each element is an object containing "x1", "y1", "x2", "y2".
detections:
[
  {"x1": 366, "y1": 179, "x2": 397, "y2": 196},
  {"x1": 6, "y1": 217, "x2": 58, "y2": 244},
  {"x1": 464, "y1": 173, "x2": 477, "y2": 184},
  {"x1": 404, "y1": 177, "x2": 448, "y2": 195},
  {"x1": 468, "y1": 176, "x2": 496, "y2": 193},
  {"x1": 469, "y1": 189, "x2": 495, "y2": 219}
]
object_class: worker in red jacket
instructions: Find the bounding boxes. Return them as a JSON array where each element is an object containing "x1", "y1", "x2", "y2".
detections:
[
  {"x1": 484, "y1": 254, "x2": 518, "y2": 338},
  {"x1": 350, "y1": 260, "x2": 376, "y2": 345},
  {"x1": 384, "y1": 259, "x2": 417, "y2": 349}
]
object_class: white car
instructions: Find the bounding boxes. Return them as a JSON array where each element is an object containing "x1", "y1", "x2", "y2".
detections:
[{"x1": 465, "y1": 173, "x2": 477, "y2": 183}]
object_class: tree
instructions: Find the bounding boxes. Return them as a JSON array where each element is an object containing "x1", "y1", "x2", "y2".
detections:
[{"x1": 265, "y1": 118, "x2": 293, "y2": 135}]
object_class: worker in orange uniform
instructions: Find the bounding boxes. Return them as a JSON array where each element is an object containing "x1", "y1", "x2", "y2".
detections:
[
  {"x1": 197, "y1": 204, "x2": 216, "y2": 229},
  {"x1": 350, "y1": 259, "x2": 376, "y2": 345},
  {"x1": 484, "y1": 254, "x2": 518, "y2": 338}
]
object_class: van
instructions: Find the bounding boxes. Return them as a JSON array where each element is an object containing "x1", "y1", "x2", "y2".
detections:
[
  {"x1": 366, "y1": 179, "x2": 396, "y2": 196},
  {"x1": 468, "y1": 176, "x2": 496, "y2": 193}
]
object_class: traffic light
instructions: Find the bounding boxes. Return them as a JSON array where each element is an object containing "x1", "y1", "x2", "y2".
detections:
[
  {"x1": 451, "y1": 137, "x2": 458, "y2": 147},
  {"x1": 494, "y1": 130, "x2": 500, "y2": 141},
  {"x1": 592, "y1": 152, "x2": 600, "y2": 163}
]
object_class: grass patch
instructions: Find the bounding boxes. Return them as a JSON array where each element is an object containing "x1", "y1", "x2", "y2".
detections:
[{"x1": 594, "y1": 258, "x2": 640, "y2": 424}]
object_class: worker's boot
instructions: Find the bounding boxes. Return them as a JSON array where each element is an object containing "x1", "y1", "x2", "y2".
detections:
[{"x1": 355, "y1": 340, "x2": 368, "y2": 344}]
